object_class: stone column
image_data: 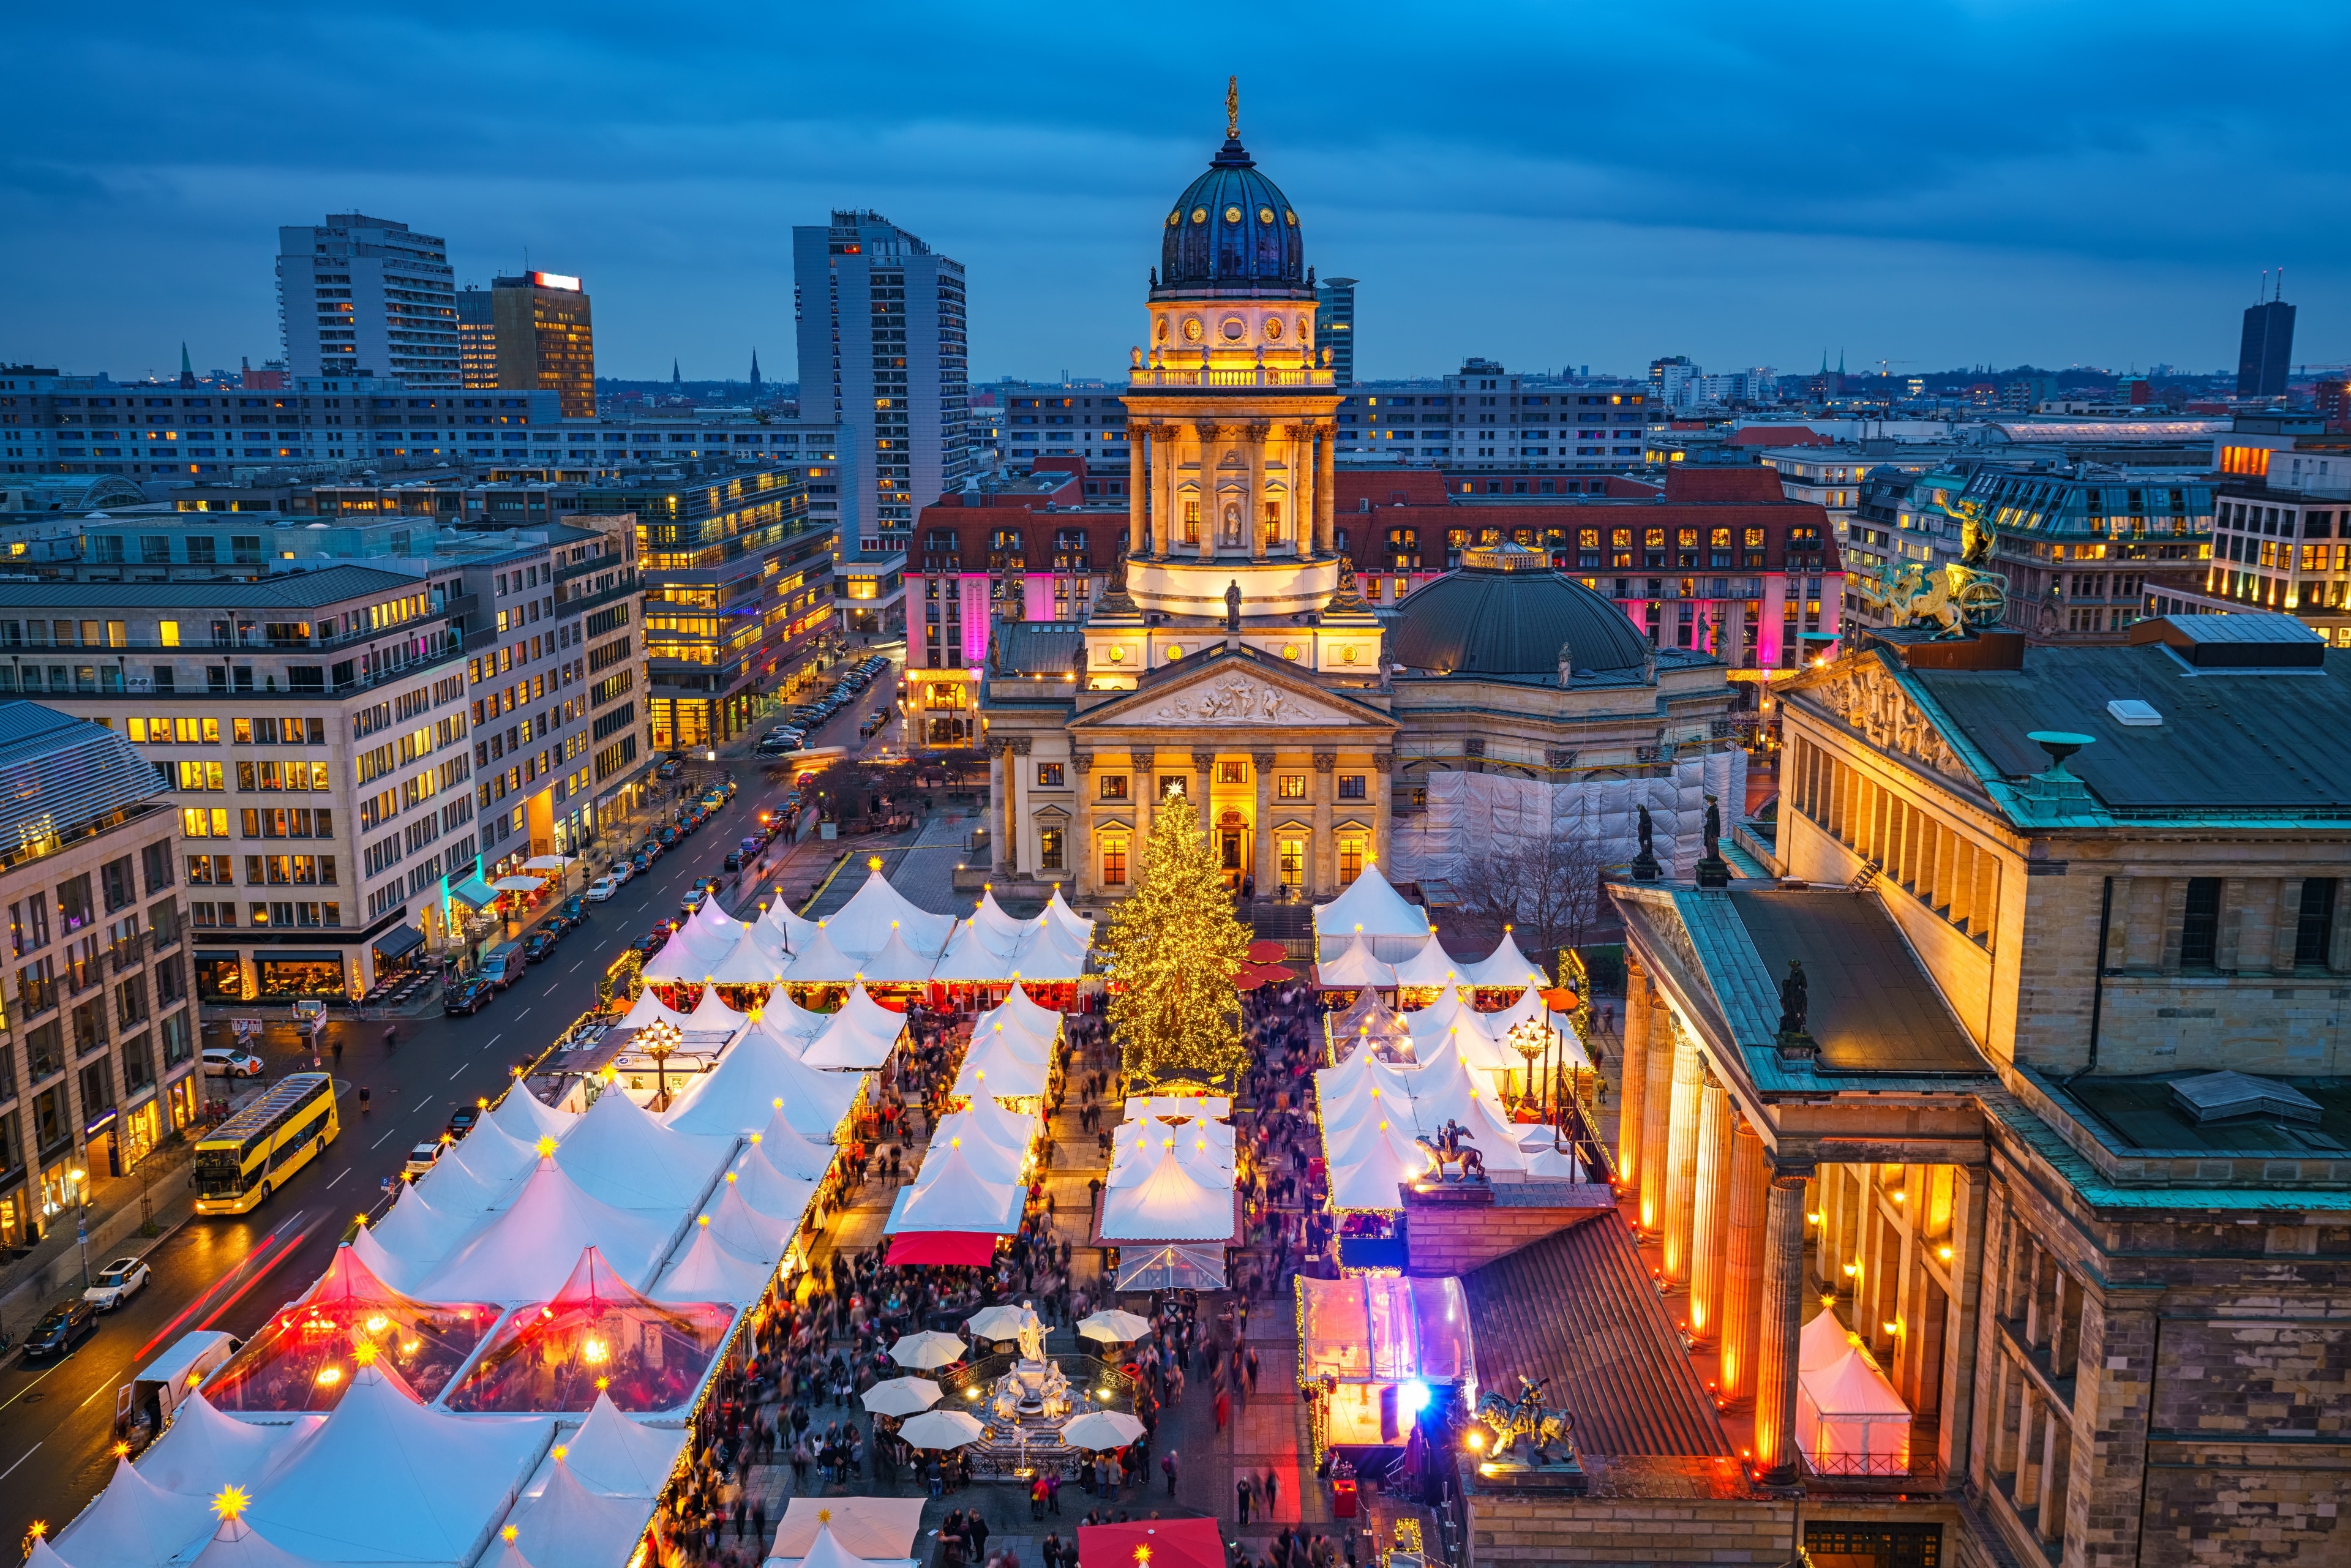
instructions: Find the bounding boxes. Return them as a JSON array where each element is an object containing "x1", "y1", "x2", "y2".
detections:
[
  {"x1": 1253, "y1": 752, "x2": 1276, "y2": 902},
  {"x1": 1007, "y1": 737, "x2": 1032, "y2": 876},
  {"x1": 1637, "y1": 999, "x2": 1674, "y2": 1237},
  {"x1": 1617, "y1": 960, "x2": 1652, "y2": 1187},
  {"x1": 1753, "y1": 1165, "x2": 1814, "y2": 1482},
  {"x1": 1718, "y1": 1114, "x2": 1769, "y2": 1403},
  {"x1": 1661, "y1": 1026, "x2": 1703, "y2": 1286},
  {"x1": 1315, "y1": 424, "x2": 1338, "y2": 557},
  {"x1": 986, "y1": 737, "x2": 1011, "y2": 874},
  {"x1": 1194, "y1": 424, "x2": 1221, "y2": 563},
  {"x1": 1312, "y1": 751, "x2": 1336, "y2": 896},
  {"x1": 1687, "y1": 1067, "x2": 1733, "y2": 1344},
  {"x1": 1071, "y1": 751, "x2": 1095, "y2": 900},
  {"x1": 1127, "y1": 435, "x2": 1147, "y2": 556},
  {"x1": 1190, "y1": 749, "x2": 1215, "y2": 821},
  {"x1": 1938, "y1": 1162, "x2": 1990, "y2": 1480},
  {"x1": 1152, "y1": 425, "x2": 1177, "y2": 557},
  {"x1": 1247, "y1": 423, "x2": 1270, "y2": 561},
  {"x1": 1283, "y1": 424, "x2": 1314, "y2": 553},
  {"x1": 1372, "y1": 750, "x2": 1395, "y2": 869}
]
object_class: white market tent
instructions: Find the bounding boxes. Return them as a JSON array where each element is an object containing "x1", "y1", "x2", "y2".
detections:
[
  {"x1": 1312, "y1": 863, "x2": 1432, "y2": 962},
  {"x1": 134, "y1": 1392, "x2": 316, "y2": 1498},
  {"x1": 487, "y1": 1084, "x2": 577, "y2": 1147},
  {"x1": 700, "y1": 1181, "x2": 795, "y2": 1264},
  {"x1": 921, "y1": 1128, "x2": 1025, "y2": 1185},
  {"x1": 238, "y1": 1360, "x2": 546, "y2": 1567},
  {"x1": 931, "y1": 921, "x2": 1018, "y2": 983},
  {"x1": 1010, "y1": 919, "x2": 1092, "y2": 981},
  {"x1": 657, "y1": 1217, "x2": 775, "y2": 1303},
  {"x1": 662, "y1": 1030, "x2": 858, "y2": 1141},
  {"x1": 689, "y1": 896, "x2": 750, "y2": 946},
  {"x1": 533, "y1": 1391, "x2": 686, "y2": 1497},
  {"x1": 556, "y1": 1084, "x2": 734, "y2": 1211},
  {"x1": 416, "y1": 1160, "x2": 679, "y2": 1302},
  {"x1": 1100, "y1": 1145, "x2": 1235, "y2": 1243},
  {"x1": 954, "y1": 1092, "x2": 1040, "y2": 1153},
  {"x1": 501, "y1": 1458, "x2": 656, "y2": 1568},
  {"x1": 952, "y1": 1035, "x2": 1049, "y2": 1101},
  {"x1": 1801, "y1": 1307, "x2": 1861, "y2": 1373},
  {"x1": 1389, "y1": 934, "x2": 1466, "y2": 990},
  {"x1": 1041, "y1": 888, "x2": 1094, "y2": 949},
  {"x1": 1797, "y1": 1343, "x2": 1913, "y2": 1474},
  {"x1": 759, "y1": 896, "x2": 820, "y2": 955},
  {"x1": 1461, "y1": 929, "x2": 1546, "y2": 990},
  {"x1": 822, "y1": 869, "x2": 955, "y2": 961},
  {"x1": 709, "y1": 934, "x2": 789, "y2": 986},
  {"x1": 1485, "y1": 985, "x2": 1592, "y2": 1068},
  {"x1": 55, "y1": 1453, "x2": 217, "y2": 1568},
  {"x1": 752, "y1": 1107, "x2": 841, "y2": 1177},
  {"x1": 617, "y1": 989, "x2": 694, "y2": 1030},
  {"x1": 185, "y1": 1518, "x2": 325, "y2": 1568},
  {"x1": 992, "y1": 984, "x2": 1063, "y2": 1041},
  {"x1": 722, "y1": 1151, "x2": 821, "y2": 1225},
  {"x1": 1314, "y1": 932, "x2": 1395, "y2": 991},
  {"x1": 855, "y1": 928, "x2": 940, "y2": 986},
  {"x1": 889, "y1": 1145, "x2": 1023, "y2": 1233},
  {"x1": 751, "y1": 989, "x2": 834, "y2": 1042},
  {"x1": 962, "y1": 890, "x2": 1032, "y2": 958},
  {"x1": 682, "y1": 987, "x2": 746, "y2": 1035},
  {"x1": 779, "y1": 925, "x2": 861, "y2": 986}
]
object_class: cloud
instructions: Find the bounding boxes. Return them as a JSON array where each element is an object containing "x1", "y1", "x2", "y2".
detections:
[{"x1": 4, "y1": 1, "x2": 2346, "y2": 380}]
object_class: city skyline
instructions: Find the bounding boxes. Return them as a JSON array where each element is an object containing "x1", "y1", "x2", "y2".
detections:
[{"x1": 5, "y1": 3, "x2": 2348, "y2": 385}]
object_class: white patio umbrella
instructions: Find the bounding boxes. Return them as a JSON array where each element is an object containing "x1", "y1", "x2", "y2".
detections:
[
  {"x1": 1059, "y1": 1411, "x2": 1146, "y2": 1451},
  {"x1": 522, "y1": 855, "x2": 576, "y2": 871},
  {"x1": 964, "y1": 1304, "x2": 1035, "y2": 1344},
  {"x1": 897, "y1": 1409, "x2": 985, "y2": 1450},
  {"x1": 861, "y1": 1376, "x2": 943, "y2": 1417},
  {"x1": 492, "y1": 876, "x2": 547, "y2": 891},
  {"x1": 889, "y1": 1330, "x2": 967, "y2": 1370},
  {"x1": 1076, "y1": 1310, "x2": 1153, "y2": 1345}
]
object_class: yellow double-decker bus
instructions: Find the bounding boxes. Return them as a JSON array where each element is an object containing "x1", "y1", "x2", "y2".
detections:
[{"x1": 193, "y1": 1072, "x2": 339, "y2": 1215}]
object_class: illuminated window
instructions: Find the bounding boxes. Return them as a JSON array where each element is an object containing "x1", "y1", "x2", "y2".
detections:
[
  {"x1": 1277, "y1": 775, "x2": 1306, "y2": 800},
  {"x1": 1217, "y1": 760, "x2": 1249, "y2": 784},
  {"x1": 1278, "y1": 838, "x2": 1305, "y2": 887},
  {"x1": 1036, "y1": 763, "x2": 1065, "y2": 788},
  {"x1": 159, "y1": 620, "x2": 181, "y2": 647},
  {"x1": 1100, "y1": 775, "x2": 1129, "y2": 801},
  {"x1": 1039, "y1": 827, "x2": 1064, "y2": 872},
  {"x1": 1101, "y1": 839, "x2": 1128, "y2": 886},
  {"x1": 1338, "y1": 835, "x2": 1365, "y2": 885}
]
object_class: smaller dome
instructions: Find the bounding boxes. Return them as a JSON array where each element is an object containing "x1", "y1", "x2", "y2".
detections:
[
  {"x1": 1389, "y1": 560, "x2": 1655, "y2": 679},
  {"x1": 1157, "y1": 137, "x2": 1308, "y2": 299}
]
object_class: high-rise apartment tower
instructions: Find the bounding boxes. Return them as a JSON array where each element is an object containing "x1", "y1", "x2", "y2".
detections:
[
  {"x1": 792, "y1": 211, "x2": 970, "y2": 547},
  {"x1": 2238, "y1": 281, "x2": 2297, "y2": 400},
  {"x1": 276, "y1": 214, "x2": 459, "y2": 386},
  {"x1": 1317, "y1": 276, "x2": 1357, "y2": 387},
  {"x1": 492, "y1": 272, "x2": 596, "y2": 416},
  {"x1": 456, "y1": 287, "x2": 498, "y2": 388}
]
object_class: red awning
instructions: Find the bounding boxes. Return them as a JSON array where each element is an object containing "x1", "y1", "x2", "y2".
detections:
[
  {"x1": 885, "y1": 1231, "x2": 1001, "y2": 1266},
  {"x1": 1078, "y1": 1518, "x2": 1225, "y2": 1568}
]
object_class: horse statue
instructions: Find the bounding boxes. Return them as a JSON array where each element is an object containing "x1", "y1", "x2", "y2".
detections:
[
  {"x1": 1415, "y1": 1119, "x2": 1487, "y2": 1184},
  {"x1": 1477, "y1": 1375, "x2": 1576, "y2": 1466}
]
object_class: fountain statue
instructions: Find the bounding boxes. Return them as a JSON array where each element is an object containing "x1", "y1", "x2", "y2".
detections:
[{"x1": 988, "y1": 1301, "x2": 1071, "y2": 1425}]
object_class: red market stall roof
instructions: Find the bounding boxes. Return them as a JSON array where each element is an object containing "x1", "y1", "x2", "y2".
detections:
[
  {"x1": 885, "y1": 1231, "x2": 1001, "y2": 1266},
  {"x1": 1078, "y1": 1518, "x2": 1224, "y2": 1568},
  {"x1": 204, "y1": 1242, "x2": 497, "y2": 1412}
]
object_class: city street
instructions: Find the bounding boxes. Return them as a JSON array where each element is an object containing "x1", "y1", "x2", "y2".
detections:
[{"x1": 0, "y1": 649, "x2": 907, "y2": 1543}]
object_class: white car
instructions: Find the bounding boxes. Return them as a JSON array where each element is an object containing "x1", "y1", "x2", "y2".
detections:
[
  {"x1": 202, "y1": 1046, "x2": 265, "y2": 1078},
  {"x1": 586, "y1": 874, "x2": 620, "y2": 902},
  {"x1": 84, "y1": 1255, "x2": 150, "y2": 1310},
  {"x1": 403, "y1": 1141, "x2": 446, "y2": 1177}
]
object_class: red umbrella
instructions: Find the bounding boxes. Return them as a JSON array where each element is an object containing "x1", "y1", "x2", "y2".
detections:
[
  {"x1": 1541, "y1": 986, "x2": 1580, "y2": 1011},
  {"x1": 1246, "y1": 939, "x2": 1289, "y2": 964}
]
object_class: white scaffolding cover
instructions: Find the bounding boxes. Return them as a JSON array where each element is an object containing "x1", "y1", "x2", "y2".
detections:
[{"x1": 1389, "y1": 748, "x2": 1746, "y2": 889}]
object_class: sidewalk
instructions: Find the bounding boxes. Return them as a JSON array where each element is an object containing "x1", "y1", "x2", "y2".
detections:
[{"x1": 0, "y1": 1139, "x2": 197, "y2": 1345}]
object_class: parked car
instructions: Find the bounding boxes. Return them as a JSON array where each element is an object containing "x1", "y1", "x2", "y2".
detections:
[
  {"x1": 560, "y1": 895, "x2": 588, "y2": 923},
  {"x1": 722, "y1": 850, "x2": 744, "y2": 872},
  {"x1": 403, "y1": 1141, "x2": 445, "y2": 1177},
  {"x1": 201, "y1": 1046, "x2": 265, "y2": 1078},
  {"x1": 543, "y1": 907, "x2": 577, "y2": 938},
  {"x1": 522, "y1": 931, "x2": 558, "y2": 964},
  {"x1": 23, "y1": 1300, "x2": 97, "y2": 1360},
  {"x1": 636, "y1": 838, "x2": 662, "y2": 861},
  {"x1": 631, "y1": 852, "x2": 653, "y2": 877},
  {"x1": 680, "y1": 888, "x2": 708, "y2": 917},
  {"x1": 586, "y1": 875, "x2": 620, "y2": 902},
  {"x1": 444, "y1": 1105, "x2": 479, "y2": 1139},
  {"x1": 657, "y1": 827, "x2": 680, "y2": 849},
  {"x1": 84, "y1": 1256, "x2": 151, "y2": 1311},
  {"x1": 479, "y1": 941, "x2": 524, "y2": 989},
  {"x1": 443, "y1": 977, "x2": 495, "y2": 1016},
  {"x1": 656, "y1": 759, "x2": 683, "y2": 780}
]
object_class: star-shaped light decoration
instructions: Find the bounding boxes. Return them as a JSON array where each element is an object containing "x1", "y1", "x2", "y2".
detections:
[{"x1": 211, "y1": 1485, "x2": 252, "y2": 1522}]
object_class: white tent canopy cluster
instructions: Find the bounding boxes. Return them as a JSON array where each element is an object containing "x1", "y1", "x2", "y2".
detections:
[
  {"x1": 49, "y1": 1365, "x2": 689, "y2": 1568},
  {"x1": 1100, "y1": 1106, "x2": 1236, "y2": 1245},
  {"x1": 640, "y1": 871, "x2": 1092, "y2": 989},
  {"x1": 1314, "y1": 925, "x2": 1552, "y2": 995},
  {"x1": 1314, "y1": 1034, "x2": 1592, "y2": 1212},
  {"x1": 885, "y1": 992, "x2": 1069, "y2": 1242}
]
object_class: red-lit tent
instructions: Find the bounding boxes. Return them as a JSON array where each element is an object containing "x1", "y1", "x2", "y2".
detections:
[
  {"x1": 203, "y1": 1242, "x2": 497, "y2": 1412},
  {"x1": 1077, "y1": 1518, "x2": 1224, "y2": 1568},
  {"x1": 443, "y1": 1246, "x2": 733, "y2": 1414}
]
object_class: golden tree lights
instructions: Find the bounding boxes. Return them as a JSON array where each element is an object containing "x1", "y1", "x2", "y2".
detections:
[{"x1": 1101, "y1": 786, "x2": 1251, "y2": 1086}]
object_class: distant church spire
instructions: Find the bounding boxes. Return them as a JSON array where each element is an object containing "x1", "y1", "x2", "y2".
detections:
[
  {"x1": 179, "y1": 342, "x2": 196, "y2": 390},
  {"x1": 672, "y1": 358, "x2": 681, "y2": 388},
  {"x1": 749, "y1": 348, "x2": 763, "y2": 399}
]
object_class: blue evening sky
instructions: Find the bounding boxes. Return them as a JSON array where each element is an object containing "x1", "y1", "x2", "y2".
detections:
[{"x1": 5, "y1": 2, "x2": 2344, "y2": 385}]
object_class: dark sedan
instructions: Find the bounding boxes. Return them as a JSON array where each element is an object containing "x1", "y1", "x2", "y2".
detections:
[
  {"x1": 657, "y1": 826, "x2": 681, "y2": 849},
  {"x1": 445, "y1": 1105, "x2": 481, "y2": 1140},
  {"x1": 443, "y1": 977, "x2": 495, "y2": 1016},
  {"x1": 560, "y1": 895, "x2": 588, "y2": 924},
  {"x1": 23, "y1": 1299, "x2": 96, "y2": 1360},
  {"x1": 523, "y1": 931, "x2": 558, "y2": 964}
]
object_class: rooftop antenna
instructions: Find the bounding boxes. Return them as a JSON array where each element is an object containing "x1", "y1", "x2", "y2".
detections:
[
  {"x1": 2258, "y1": 269, "x2": 2267, "y2": 304},
  {"x1": 2277, "y1": 266, "x2": 2285, "y2": 301}
]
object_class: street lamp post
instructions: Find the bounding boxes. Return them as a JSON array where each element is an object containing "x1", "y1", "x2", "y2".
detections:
[
  {"x1": 1505, "y1": 1019, "x2": 1545, "y2": 1120},
  {"x1": 642, "y1": 1019, "x2": 681, "y2": 1112}
]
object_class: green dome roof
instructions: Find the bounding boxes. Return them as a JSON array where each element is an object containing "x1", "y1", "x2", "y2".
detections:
[{"x1": 1389, "y1": 555, "x2": 1652, "y2": 678}]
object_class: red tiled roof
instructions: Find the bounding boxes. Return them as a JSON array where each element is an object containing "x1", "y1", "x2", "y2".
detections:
[
  {"x1": 1728, "y1": 425, "x2": 1831, "y2": 446},
  {"x1": 1663, "y1": 468, "x2": 1785, "y2": 504}
]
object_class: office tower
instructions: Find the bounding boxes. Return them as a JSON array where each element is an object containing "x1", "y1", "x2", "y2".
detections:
[
  {"x1": 2238, "y1": 280, "x2": 2296, "y2": 400},
  {"x1": 1318, "y1": 276, "x2": 1357, "y2": 386},
  {"x1": 1649, "y1": 355, "x2": 1697, "y2": 407},
  {"x1": 276, "y1": 214, "x2": 459, "y2": 386},
  {"x1": 793, "y1": 211, "x2": 971, "y2": 546},
  {"x1": 490, "y1": 272, "x2": 596, "y2": 416},
  {"x1": 457, "y1": 287, "x2": 497, "y2": 388}
]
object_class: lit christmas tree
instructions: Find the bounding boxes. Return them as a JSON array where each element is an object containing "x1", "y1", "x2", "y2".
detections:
[{"x1": 1103, "y1": 785, "x2": 1251, "y2": 1086}]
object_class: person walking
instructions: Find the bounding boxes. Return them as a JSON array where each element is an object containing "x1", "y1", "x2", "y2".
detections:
[
  {"x1": 1235, "y1": 1474, "x2": 1254, "y2": 1526},
  {"x1": 1262, "y1": 1465, "x2": 1279, "y2": 1518},
  {"x1": 1161, "y1": 1449, "x2": 1179, "y2": 1496}
]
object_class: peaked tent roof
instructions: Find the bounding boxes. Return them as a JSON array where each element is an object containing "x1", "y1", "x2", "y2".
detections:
[
  {"x1": 1390, "y1": 934, "x2": 1466, "y2": 989},
  {"x1": 1315, "y1": 931, "x2": 1395, "y2": 989},
  {"x1": 691, "y1": 895, "x2": 750, "y2": 945},
  {"x1": 770, "y1": 1499, "x2": 928, "y2": 1560},
  {"x1": 821, "y1": 868, "x2": 955, "y2": 961},
  {"x1": 700, "y1": 1180, "x2": 793, "y2": 1262},
  {"x1": 951, "y1": 1036, "x2": 1049, "y2": 1100},
  {"x1": 683, "y1": 986, "x2": 746, "y2": 1034},
  {"x1": 749, "y1": 988, "x2": 831, "y2": 1041},
  {"x1": 1312, "y1": 861, "x2": 1430, "y2": 945},
  {"x1": 487, "y1": 1084, "x2": 577, "y2": 1147},
  {"x1": 662, "y1": 1030, "x2": 849, "y2": 1141},
  {"x1": 894, "y1": 1145, "x2": 1021, "y2": 1231},
  {"x1": 134, "y1": 1392, "x2": 315, "y2": 1498},
  {"x1": 656, "y1": 1218, "x2": 774, "y2": 1303},
  {"x1": 418, "y1": 1158, "x2": 678, "y2": 1302},
  {"x1": 186, "y1": 1518, "x2": 329, "y2": 1568},
  {"x1": 1010, "y1": 918, "x2": 1092, "y2": 981},
  {"x1": 360, "y1": 1182, "x2": 473, "y2": 1286},
  {"x1": 992, "y1": 983, "x2": 1063, "y2": 1040},
  {"x1": 1463, "y1": 929, "x2": 1545, "y2": 989},
  {"x1": 1484, "y1": 985, "x2": 1591, "y2": 1067},
  {"x1": 708, "y1": 931, "x2": 790, "y2": 985},
  {"x1": 855, "y1": 926, "x2": 939, "y2": 985},
  {"x1": 617, "y1": 988, "x2": 693, "y2": 1030},
  {"x1": 241, "y1": 1362, "x2": 545, "y2": 1566},
  {"x1": 1043, "y1": 887, "x2": 1094, "y2": 948},
  {"x1": 555, "y1": 1082, "x2": 733, "y2": 1211},
  {"x1": 711, "y1": 1156, "x2": 818, "y2": 1227},
  {"x1": 964, "y1": 890, "x2": 1032, "y2": 957},
  {"x1": 797, "y1": 1000, "x2": 903, "y2": 1072},
  {"x1": 919, "y1": 1127, "x2": 1026, "y2": 1185},
  {"x1": 759, "y1": 895, "x2": 820, "y2": 953},
  {"x1": 638, "y1": 928, "x2": 722, "y2": 984},
  {"x1": 56, "y1": 1453, "x2": 216, "y2": 1568},
  {"x1": 410, "y1": 1122, "x2": 534, "y2": 1215},
  {"x1": 930, "y1": 920, "x2": 1021, "y2": 983},
  {"x1": 544, "y1": 1391, "x2": 686, "y2": 1497},
  {"x1": 779, "y1": 922, "x2": 860, "y2": 985},
  {"x1": 1801, "y1": 1307, "x2": 1860, "y2": 1373},
  {"x1": 504, "y1": 1455, "x2": 656, "y2": 1568},
  {"x1": 751, "y1": 1107, "x2": 839, "y2": 1178},
  {"x1": 1101, "y1": 1146, "x2": 1235, "y2": 1242}
]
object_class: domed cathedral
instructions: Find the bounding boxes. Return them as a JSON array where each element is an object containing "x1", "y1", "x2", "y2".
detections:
[{"x1": 975, "y1": 88, "x2": 1744, "y2": 907}]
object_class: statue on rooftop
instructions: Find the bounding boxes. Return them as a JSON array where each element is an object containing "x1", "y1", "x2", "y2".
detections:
[{"x1": 1778, "y1": 959, "x2": 1810, "y2": 1037}]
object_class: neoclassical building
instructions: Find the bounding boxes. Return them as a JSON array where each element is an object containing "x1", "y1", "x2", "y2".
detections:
[{"x1": 976, "y1": 112, "x2": 1745, "y2": 900}]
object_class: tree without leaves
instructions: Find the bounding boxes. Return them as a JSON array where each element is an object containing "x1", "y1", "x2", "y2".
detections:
[
  {"x1": 1101, "y1": 789, "x2": 1251, "y2": 1086},
  {"x1": 1454, "y1": 813, "x2": 1608, "y2": 978}
]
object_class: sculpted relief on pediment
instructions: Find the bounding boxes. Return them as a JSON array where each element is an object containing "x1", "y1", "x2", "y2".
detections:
[
  {"x1": 1812, "y1": 664, "x2": 1970, "y2": 782},
  {"x1": 1130, "y1": 672, "x2": 1349, "y2": 727}
]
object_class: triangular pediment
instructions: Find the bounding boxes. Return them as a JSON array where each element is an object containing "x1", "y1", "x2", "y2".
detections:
[{"x1": 1073, "y1": 648, "x2": 1397, "y2": 733}]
